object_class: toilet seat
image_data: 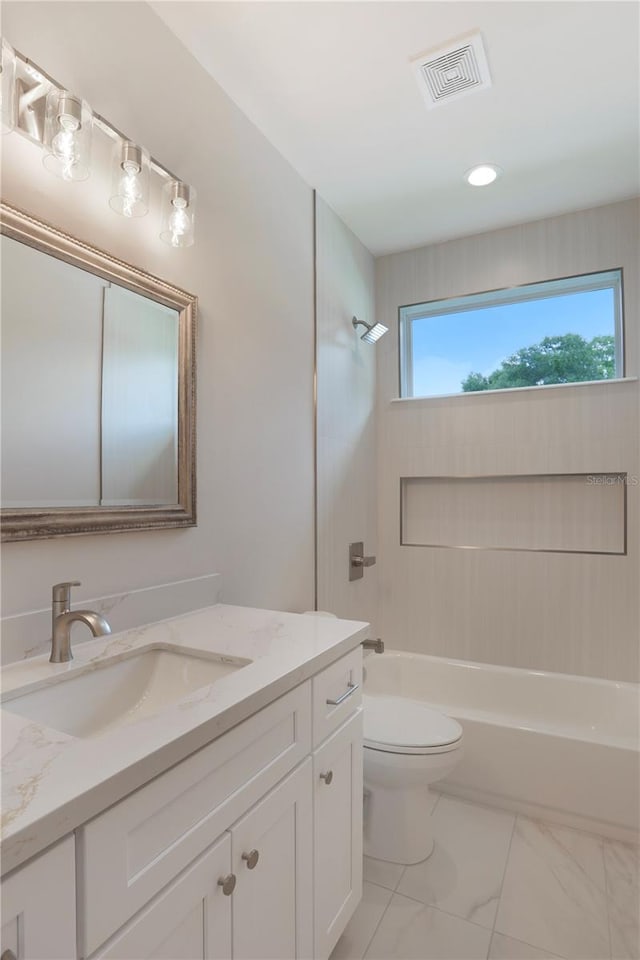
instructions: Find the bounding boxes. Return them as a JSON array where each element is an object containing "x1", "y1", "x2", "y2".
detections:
[{"x1": 364, "y1": 694, "x2": 463, "y2": 755}]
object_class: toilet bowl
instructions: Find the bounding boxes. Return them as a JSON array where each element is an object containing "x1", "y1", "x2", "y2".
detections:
[{"x1": 363, "y1": 694, "x2": 463, "y2": 864}]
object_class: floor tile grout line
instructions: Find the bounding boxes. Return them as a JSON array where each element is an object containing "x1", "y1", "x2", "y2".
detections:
[
  {"x1": 488, "y1": 929, "x2": 568, "y2": 960},
  {"x1": 360, "y1": 887, "x2": 396, "y2": 960},
  {"x1": 489, "y1": 813, "x2": 578, "y2": 958},
  {"x1": 486, "y1": 928, "x2": 496, "y2": 960},
  {"x1": 361, "y1": 892, "x2": 499, "y2": 960},
  {"x1": 491, "y1": 810, "x2": 518, "y2": 934},
  {"x1": 383, "y1": 889, "x2": 501, "y2": 935},
  {"x1": 356, "y1": 808, "x2": 595, "y2": 960},
  {"x1": 363, "y1": 876, "x2": 401, "y2": 895},
  {"x1": 358, "y1": 803, "x2": 626, "y2": 960},
  {"x1": 363, "y1": 856, "x2": 406, "y2": 893},
  {"x1": 491, "y1": 814, "x2": 608, "y2": 960},
  {"x1": 393, "y1": 864, "x2": 406, "y2": 892},
  {"x1": 601, "y1": 838, "x2": 614, "y2": 960}
]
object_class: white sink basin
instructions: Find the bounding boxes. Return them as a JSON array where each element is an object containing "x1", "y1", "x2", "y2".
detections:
[{"x1": 2, "y1": 647, "x2": 250, "y2": 739}]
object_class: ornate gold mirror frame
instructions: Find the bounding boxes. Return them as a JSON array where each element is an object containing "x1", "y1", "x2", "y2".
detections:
[{"x1": 1, "y1": 201, "x2": 197, "y2": 541}]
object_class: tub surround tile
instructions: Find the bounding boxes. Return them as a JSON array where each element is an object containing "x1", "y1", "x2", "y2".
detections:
[
  {"x1": 331, "y1": 882, "x2": 393, "y2": 960},
  {"x1": 397, "y1": 796, "x2": 515, "y2": 929},
  {"x1": 495, "y1": 816, "x2": 610, "y2": 960},
  {"x1": 364, "y1": 893, "x2": 491, "y2": 959},
  {"x1": 0, "y1": 604, "x2": 368, "y2": 875},
  {"x1": 363, "y1": 857, "x2": 405, "y2": 891},
  {"x1": 489, "y1": 932, "x2": 564, "y2": 959},
  {"x1": 605, "y1": 840, "x2": 640, "y2": 959}
]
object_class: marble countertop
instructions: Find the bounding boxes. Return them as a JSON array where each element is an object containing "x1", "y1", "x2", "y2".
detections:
[{"x1": 1, "y1": 604, "x2": 368, "y2": 876}]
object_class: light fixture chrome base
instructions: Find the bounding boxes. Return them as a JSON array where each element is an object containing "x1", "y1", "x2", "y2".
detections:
[{"x1": 9, "y1": 46, "x2": 180, "y2": 183}]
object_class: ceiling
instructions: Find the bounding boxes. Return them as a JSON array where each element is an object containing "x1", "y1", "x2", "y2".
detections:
[{"x1": 151, "y1": 1, "x2": 640, "y2": 256}]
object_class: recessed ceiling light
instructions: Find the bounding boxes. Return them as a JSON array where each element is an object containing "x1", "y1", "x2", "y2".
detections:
[{"x1": 465, "y1": 164, "x2": 501, "y2": 186}]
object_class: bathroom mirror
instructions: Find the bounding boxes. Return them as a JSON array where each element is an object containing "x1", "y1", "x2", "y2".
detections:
[{"x1": 0, "y1": 201, "x2": 196, "y2": 541}]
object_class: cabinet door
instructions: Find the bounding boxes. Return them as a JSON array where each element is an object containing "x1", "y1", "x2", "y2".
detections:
[
  {"x1": 94, "y1": 833, "x2": 232, "y2": 960},
  {"x1": 313, "y1": 710, "x2": 363, "y2": 959},
  {"x1": 79, "y1": 682, "x2": 311, "y2": 957},
  {"x1": 231, "y1": 760, "x2": 313, "y2": 960},
  {"x1": 0, "y1": 836, "x2": 76, "y2": 960}
]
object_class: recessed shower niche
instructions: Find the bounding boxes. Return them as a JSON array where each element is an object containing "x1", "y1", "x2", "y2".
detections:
[{"x1": 400, "y1": 473, "x2": 627, "y2": 555}]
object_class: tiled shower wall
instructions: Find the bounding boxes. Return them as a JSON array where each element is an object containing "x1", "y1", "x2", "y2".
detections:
[
  {"x1": 375, "y1": 199, "x2": 639, "y2": 681},
  {"x1": 315, "y1": 196, "x2": 378, "y2": 632}
]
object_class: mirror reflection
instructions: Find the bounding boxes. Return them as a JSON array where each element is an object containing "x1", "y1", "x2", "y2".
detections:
[{"x1": 1, "y1": 235, "x2": 180, "y2": 509}]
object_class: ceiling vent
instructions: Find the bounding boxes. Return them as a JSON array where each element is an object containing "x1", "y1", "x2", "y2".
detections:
[{"x1": 411, "y1": 32, "x2": 492, "y2": 110}]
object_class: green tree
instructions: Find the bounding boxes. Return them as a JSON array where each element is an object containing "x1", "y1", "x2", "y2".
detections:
[{"x1": 461, "y1": 333, "x2": 615, "y2": 392}]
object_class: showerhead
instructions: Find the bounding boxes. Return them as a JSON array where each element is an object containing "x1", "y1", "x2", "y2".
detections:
[{"x1": 352, "y1": 316, "x2": 389, "y2": 344}]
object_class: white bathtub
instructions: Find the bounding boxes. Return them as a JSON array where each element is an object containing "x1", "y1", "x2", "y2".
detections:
[{"x1": 364, "y1": 651, "x2": 640, "y2": 842}]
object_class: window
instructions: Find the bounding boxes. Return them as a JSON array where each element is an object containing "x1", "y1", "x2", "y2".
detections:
[{"x1": 399, "y1": 270, "x2": 623, "y2": 398}]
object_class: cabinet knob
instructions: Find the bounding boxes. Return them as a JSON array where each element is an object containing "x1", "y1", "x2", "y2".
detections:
[
  {"x1": 241, "y1": 848, "x2": 260, "y2": 869},
  {"x1": 320, "y1": 770, "x2": 333, "y2": 785},
  {"x1": 2, "y1": 951, "x2": 18, "y2": 960},
  {"x1": 218, "y1": 873, "x2": 236, "y2": 896}
]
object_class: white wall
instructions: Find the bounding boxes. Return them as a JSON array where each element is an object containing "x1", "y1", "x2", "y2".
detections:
[
  {"x1": 1, "y1": 2, "x2": 315, "y2": 617},
  {"x1": 315, "y1": 196, "x2": 378, "y2": 630},
  {"x1": 376, "y1": 200, "x2": 639, "y2": 681}
]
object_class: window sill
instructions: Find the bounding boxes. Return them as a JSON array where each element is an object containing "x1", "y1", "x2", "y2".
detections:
[{"x1": 392, "y1": 377, "x2": 638, "y2": 404}]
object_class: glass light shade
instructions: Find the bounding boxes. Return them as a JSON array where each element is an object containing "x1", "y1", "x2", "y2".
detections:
[
  {"x1": 43, "y1": 89, "x2": 92, "y2": 181},
  {"x1": 160, "y1": 181, "x2": 196, "y2": 248},
  {"x1": 1, "y1": 38, "x2": 17, "y2": 134},
  {"x1": 109, "y1": 140, "x2": 150, "y2": 217}
]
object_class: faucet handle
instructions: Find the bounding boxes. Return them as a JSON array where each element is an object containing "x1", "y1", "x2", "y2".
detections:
[{"x1": 52, "y1": 581, "x2": 81, "y2": 606}]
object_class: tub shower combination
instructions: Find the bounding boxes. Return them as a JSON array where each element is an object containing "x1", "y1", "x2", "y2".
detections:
[{"x1": 363, "y1": 651, "x2": 639, "y2": 853}]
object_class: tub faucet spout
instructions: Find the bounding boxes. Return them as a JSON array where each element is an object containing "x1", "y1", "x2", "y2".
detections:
[{"x1": 362, "y1": 638, "x2": 384, "y2": 654}]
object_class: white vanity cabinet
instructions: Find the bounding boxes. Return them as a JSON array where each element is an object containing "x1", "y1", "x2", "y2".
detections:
[
  {"x1": 94, "y1": 762, "x2": 313, "y2": 960},
  {"x1": 78, "y1": 683, "x2": 313, "y2": 956},
  {"x1": 94, "y1": 834, "x2": 233, "y2": 960},
  {"x1": 0, "y1": 836, "x2": 76, "y2": 960},
  {"x1": 313, "y1": 712, "x2": 363, "y2": 959},
  {"x1": 229, "y1": 760, "x2": 313, "y2": 959},
  {"x1": 1, "y1": 646, "x2": 363, "y2": 960},
  {"x1": 311, "y1": 646, "x2": 364, "y2": 958}
]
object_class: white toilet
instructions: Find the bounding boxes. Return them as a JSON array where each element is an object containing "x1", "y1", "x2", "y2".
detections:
[{"x1": 363, "y1": 693, "x2": 463, "y2": 864}]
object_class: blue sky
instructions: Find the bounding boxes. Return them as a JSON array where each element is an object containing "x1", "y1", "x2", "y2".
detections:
[{"x1": 410, "y1": 287, "x2": 616, "y2": 396}]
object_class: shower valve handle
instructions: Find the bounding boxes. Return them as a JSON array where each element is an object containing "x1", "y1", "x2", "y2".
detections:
[
  {"x1": 349, "y1": 542, "x2": 376, "y2": 581},
  {"x1": 352, "y1": 554, "x2": 376, "y2": 567}
]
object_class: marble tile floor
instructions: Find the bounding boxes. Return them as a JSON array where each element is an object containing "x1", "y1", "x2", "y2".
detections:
[{"x1": 331, "y1": 794, "x2": 639, "y2": 960}]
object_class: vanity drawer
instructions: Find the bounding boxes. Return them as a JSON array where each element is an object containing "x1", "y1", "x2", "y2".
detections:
[
  {"x1": 312, "y1": 647, "x2": 362, "y2": 747},
  {"x1": 78, "y1": 680, "x2": 311, "y2": 957}
]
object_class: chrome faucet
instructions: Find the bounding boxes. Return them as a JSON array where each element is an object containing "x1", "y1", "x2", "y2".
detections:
[{"x1": 50, "y1": 581, "x2": 112, "y2": 663}]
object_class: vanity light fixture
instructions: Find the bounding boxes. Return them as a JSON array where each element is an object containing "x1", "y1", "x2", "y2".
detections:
[
  {"x1": 0, "y1": 38, "x2": 16, "y2": 133},
  {"x1": 2, "y1": 40, "x2": 197, "y2": 247},
  {"x1": 43, "y1": 89, "x2": 92, "y2": 181},
  {"x1": 465, "y1": 163, "x2": 501, "y2": 186},
  {"x1": 109, "y1": 140, "x2": 150, "y2": 217},
  {"x1": 160, "y1": 180, "x2": 196, "y2": 248}
]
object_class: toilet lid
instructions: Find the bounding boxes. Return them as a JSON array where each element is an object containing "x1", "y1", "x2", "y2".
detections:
[{"x1": 363, "y1": 694, "x2": 463, "y2": 753}]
